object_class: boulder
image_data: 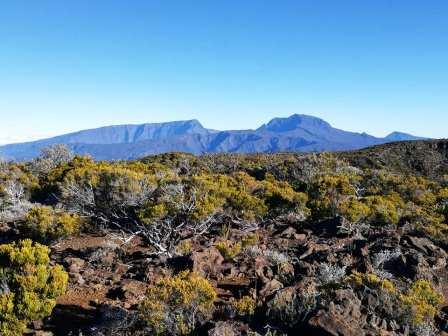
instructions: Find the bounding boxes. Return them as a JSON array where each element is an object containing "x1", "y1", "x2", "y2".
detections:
[{"x1": 191, "y1": 247, "x2": 224, "y2": 277}]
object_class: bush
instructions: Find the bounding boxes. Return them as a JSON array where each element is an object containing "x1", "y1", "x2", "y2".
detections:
[
  {"x1": 316, "y1": 263, "x2": 347, "y2": 286},
  {"x1": 241, "y1": 232, "x2": 259, "y2": 248},
  {"x1": 337, "y1": 198, "x2": 370, "y2": 223},
  {"x1": 400, "y1": 280, "x2": 444, "y2": 325},
  {"x1": 231, "y1": 296, "x2": 256, "y2": 316},
  {"x1": 0, "y1": 239, "x2": 68, "y2": 335},
  {"x1": 267, "y1": 285, "x2": 318, "y2": 328},
  {"x1": 216, "y1": 240, "x2": 242, "y2": 261},
  {"x1": 364, "y1": 194, "x2": 404, "y2": 226},
  {"x1": 309, "y1": 174, "x2": 357, "y2": 219},
  {"x1": 347, "y1": 272, "x2": 396, "y2": 293},
  {"x1": 0, "y1": 180, "x2": 32, "y2": 224},
  {"x1": 31, "y1": 144, "x2": 74, "y2": 176},
  {"x1": 260, "y1": 173, "x2": 309, "y2": 217},
  {"x1": 139, "y1": 271, "x2": 216, "y2": 335},
  {"x1": 22, "y1": 205, "x2": 82, "y2": 242},
  {"x1": 175, "y1": 239, "x2": 192, "y2": 255}
]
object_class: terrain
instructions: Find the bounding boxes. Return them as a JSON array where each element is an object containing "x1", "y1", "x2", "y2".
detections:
[
  {"x1": 0, "y1": 140, "x2": 447, "y2": 336},
  {"x1": 0, "y1": 114, "x2": 424, "y2": 161}
]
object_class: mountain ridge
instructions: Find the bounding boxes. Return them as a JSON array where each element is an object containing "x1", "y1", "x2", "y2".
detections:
[{"x1": 0, "y1": 114, "x2": 426, "y2": 161}]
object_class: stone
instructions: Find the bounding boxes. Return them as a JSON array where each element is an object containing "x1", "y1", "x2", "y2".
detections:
[{"x1": 191, "y1": 247, "x2": 224, "y2": 277}]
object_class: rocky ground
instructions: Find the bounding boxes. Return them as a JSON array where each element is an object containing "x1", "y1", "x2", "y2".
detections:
[
  {"x1": 27, "y1": 215, "x2": 447, "y2": 336},
  {"x1": 2, "y1": 143, "x2": 447, "y2": 336}
]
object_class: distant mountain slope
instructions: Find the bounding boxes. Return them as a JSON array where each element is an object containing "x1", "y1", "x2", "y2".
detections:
[
  {"x1": 339, "y1": 139, "x2": 448, "y2": 179},
  {"x1": 383, "y1": 131, "x2": 425, "y2": 142},
  {"x1": 0, "y1": 114, "x2": 427, "y2": 161}
]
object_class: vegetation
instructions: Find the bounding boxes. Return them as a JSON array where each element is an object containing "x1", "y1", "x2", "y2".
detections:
[
  {"x1": 215, "y1": 240, "x2": 242, "y2": 261},
  {"x1": 139, "y1": 271, "x2": 216, "y2": 335},
  {"x1": 0, "y1": 143, "x2": 447, "y2": 335},
  {"x1": 400, "y1": 279, "x2": 444, "y2": 325},
  {"x1": 0, "y1": 240, "x2": 68, "y2": 335},
  {"x1": 22, "y1": 205, "x2": 82, "y2": 242},
  {"x1": 231, "y1": 295, "x2": 256, "y2": 316}
]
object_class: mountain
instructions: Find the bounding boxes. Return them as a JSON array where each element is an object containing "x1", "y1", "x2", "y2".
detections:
[
  {"x1": 339, "y1": 139, "x2": 448, "y2": 180},
  {"x1": 383, "y1": 131, "x2": 425, "y2": 142},
  {"x1": 0, "y1": 114, "x2": 426, "y2": 161}
]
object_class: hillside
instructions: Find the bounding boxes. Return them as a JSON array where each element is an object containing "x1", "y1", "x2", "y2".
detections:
[
  {"x1": 339, "y1": 139, "x2": 448, "y2": 179},
  {"x1": 0, "y1": 114, "x2": 424, "y2": 160},
  {"x1": 0, "y1": 141, "x2": 447, "y2": 336}
]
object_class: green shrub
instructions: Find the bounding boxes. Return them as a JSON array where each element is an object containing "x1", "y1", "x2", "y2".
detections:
[
  {"x1": 0, "y1": 239, "x2": 68, "y2": 335},
  {"x1": 400, "y1": 280, "x2": 444, "y2": 325},
  {"x1": 337, "y1": 198, "x2": 370, "y2": 223},
  {"x1": 347, "y1": 272, "x2": 396, "y2": 293},
  {"x1": 216, "y1": 240, "x2": 242, "y2": 261},
  {"x1": 241, "y1": 232, "x2": 259, "y2": 248},
  {"x1": 261, "y1": 173, "x2": 309, "y2": 217},
  {"x1": 231, "y1": 295, "x2": 256, "y2": 316},
  {"x1": 23, "y1": 205, "x2": 82, "y2": 242},
  {"x1": 309, "y1": 174, "x2": 357, "y2": 219},
  {"x1": 364, "y1": 194, "x2": 404, "y2": 226},
  {"x1": 139, "y1": 271, "x2": 216, "y2": 335}
]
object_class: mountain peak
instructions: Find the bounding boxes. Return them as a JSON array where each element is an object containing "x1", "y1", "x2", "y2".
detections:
[
  {"x1": 258, "y1": 114, "x2": 331, "y2": 133},
  {"x1": 182, "y1": 119, "x2": 205, "y2": 130},
  {"x1": 0, "y1": 115, "x2": 425, "y2": 161},
  {"x1": 384, "y1": 131, "x2": 424, "y2": 141}
]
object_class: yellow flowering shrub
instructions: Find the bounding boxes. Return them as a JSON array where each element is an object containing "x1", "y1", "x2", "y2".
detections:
[
  {"x1": 347, "y1": 272, "x2": 396, "y2": 293},
  {"x1": 309, "y1": 174, "x2": 357, "y2": 218},
  {"x1": 216, "y1": 240, "x2": 242, "y2": 261},
  {"x1": 231, "y1": 295, "x2": 257, "y2": 316},
  {"x1": 0, "y1": 240, "x2": 68, "y2": 336},
  {"x1": 241, "y1": 233, "x2": 259, "y2": 248},
  {"x1": 139, "y1": 271, "x2": 216, "y2": 335},
  {"x1": 400, "y1": 280, "x2": 444, "y2": 325},
  {"x1": 364, "y1": 194, "x2": 404, "y2": 226},
  {"x1": 176, "y1": 239, "x2": 192, "y2": 255},
  {"x1": 231, "y1": 296, "x2": 256, "y2": 316},
  {"x1": 261, "y1": 173, "x2": 309, "y2": 216},
  {"x1": 22, "y1": 205, "x2": 82, "y2": 241},
  {"x1": 337, "y1": 198, "x2": 370, "y2": 223}
]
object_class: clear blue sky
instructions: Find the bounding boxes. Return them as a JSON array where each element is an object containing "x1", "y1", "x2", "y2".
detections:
[{"x1": 0, "y1": 0, "x2": 447, "y2": 143}]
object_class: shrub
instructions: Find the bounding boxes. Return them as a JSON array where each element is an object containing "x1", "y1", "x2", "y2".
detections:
[
  {"x1": 176, "y1": 239, "x2": 192, "y2": 255},
  {"x1": 0, "y1": 239, "x2": 68, "y2": 335},
  {"x1": 371, "y1": 249, "x2": 401, "y2": 279},
  {"x1": 0, "y1": 180, "x2": 32, "y2": 224},
  {"x1": 139, "y1": 271, "x2": 216, "y2": 335},
  {"x1": 403, "y1": 203, "x2": 448, "y2": 240},
  {"x1": 267, "y1": 285, "x2": 318, "y2": 328},
  {"x1": 241, "y1": 233, "x2": 259, "y2": 248},
  {"x1": 337, "y1": 198, "x2": 370, "y2": 223},
  {"x1": 316, "y1": 263, "x2": 347, "y2": 286},
  {"x1": 216, "y1": 240, "x2": 242, "y2": 261},
  {"x1": 263, "y1": 249, "x2": 289, "y2": 266},
  {"x1": 400, "y1": 280, "x2": 444, "y2": 325},
  {"x1": 31, "y1": 144, "x2": 74, "y2": 176},
  {"x1": 261, "y1": 173, "x2": 309, "y2": 217},
  {"x1": 347, "y1": 272, "x2": 396, "y2": 293},
  {"x1": 364, "y1": 194, "x2": 404, "y2": 226},
  {"x1": 227, "y1": 172, "x2": 268, "y2": 219},
  {"x1": 22, "y1": 205, "x2": 82, "y2": 242},
  {"x1": 231, "y1": 296, "x2": 256, "y2": 316},
  {"x1": 309, "y1": 174, "x2": 357, "y2": 219}
]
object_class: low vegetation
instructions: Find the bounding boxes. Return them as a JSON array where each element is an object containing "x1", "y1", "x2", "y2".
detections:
[{"x1": 0, "y1": 143, "x2": 447, "y2": 335}]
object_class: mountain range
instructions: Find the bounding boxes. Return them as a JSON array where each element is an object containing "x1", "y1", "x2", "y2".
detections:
[{"x1": 0, "y1": 114, "x2": 425, "y2": 161}]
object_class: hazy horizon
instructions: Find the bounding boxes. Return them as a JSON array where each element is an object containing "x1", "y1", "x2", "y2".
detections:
[{"x1": 0, "y1": 113, "x2": 437, "y2": 146}]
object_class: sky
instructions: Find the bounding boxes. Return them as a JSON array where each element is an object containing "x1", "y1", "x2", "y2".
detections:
[{"x1": 0, "y1": 0, "x2": 447, "y2": 144}]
